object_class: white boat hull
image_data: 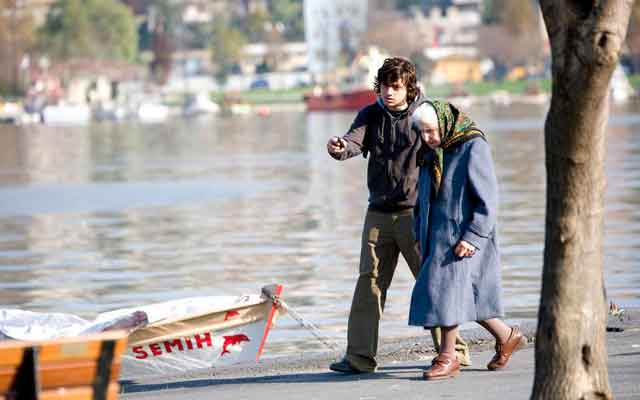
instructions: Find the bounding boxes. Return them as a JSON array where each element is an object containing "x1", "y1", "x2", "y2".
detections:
[
  {"x1": 0, "y1": 284, "x2": 284, "y2": 380},
  {"x1": 118, "y1": 284, "x2": 283, "y2": 378},
  {"x1": 42, "y1": 104, "x2": 91, "y2": 125}
]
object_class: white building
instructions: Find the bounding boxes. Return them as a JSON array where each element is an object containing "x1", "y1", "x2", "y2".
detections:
[{"x1": 303, "y1": 0, "x2": 368, "y2": 78}]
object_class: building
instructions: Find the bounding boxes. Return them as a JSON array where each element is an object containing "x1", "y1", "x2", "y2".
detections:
[
  {"x1": 414, "y1": 0, "x2": 485, "y2": 84},
  {"x1": 430, "y1": 56, "x2": 482, "y2": 85},
  {"x1": 241, "y1": 42, "x2": 308, "y2": 74}
]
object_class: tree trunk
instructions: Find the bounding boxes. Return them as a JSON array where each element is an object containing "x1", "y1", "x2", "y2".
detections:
[{"x1": 532, "y1": 1, "x2": 633, "y2": 399}]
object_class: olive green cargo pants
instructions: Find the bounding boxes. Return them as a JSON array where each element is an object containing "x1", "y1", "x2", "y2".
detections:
[{"x1": 345, "y1": 209, "x2": 471, "y2": 371}]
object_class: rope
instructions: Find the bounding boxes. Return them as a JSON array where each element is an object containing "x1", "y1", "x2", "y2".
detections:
[{"x1": 264, "y1": 292, "x2": 340, "y2": 352}]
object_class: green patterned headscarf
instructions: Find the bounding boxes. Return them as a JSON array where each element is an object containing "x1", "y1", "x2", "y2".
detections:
[{"x1": 428, "y1": 100, "x2": 485, "y2": 195}]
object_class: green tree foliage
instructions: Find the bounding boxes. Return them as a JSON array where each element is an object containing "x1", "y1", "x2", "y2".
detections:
[
  {"x1": 482, "y1": 0, "x2": 503, "y2": 24},
  {"x1": 89, "y1": 1, "x2": 138, "y2": 60},
  {"x1": 502, "y1": 0, "x2": 537, "y2": 35},
  {"x1": 483, "y1": 0, "x2": 537, "y2": 35},
  {"x1": 211, "y1": 18, "x2": 247, "y2": 82},
  {"x1": 271, "y1": 0, "x2": 304, "y2": 41},
  {"x1": 39, "y1": 0, "x2": 137, "y2": 62},
  {"x1": 0, "y1": 0, "x2": 36, "y2": 94},
  {"x1": 244, "y1": 9, "x2": 271, "y2": 43},
  {"x1": 625, "y1": 1, "x2": 640, "y2": 72},
  {"x1": 148, "y1": 0, "x2": 182, "y2": 84},
  {"x1": 151, "y1": 0, "x2": 182, "y2": 42},
  {"x1": 477, "y1": 0, "x2": 545, "y2": 70},
  {"x1": 628, "y1": 1, "x2": 640, "y2": 35},
  {"x1": 183, "y1": 23, "x2": 213, "y2": 50},
  {"x1": 231, "y1": 0, "x2": 303, "y2": 43}
]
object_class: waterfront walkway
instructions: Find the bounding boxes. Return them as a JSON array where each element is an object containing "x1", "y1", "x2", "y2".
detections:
[{"x1": 121, "y1": 311, "x2": 640, "y2": 400}]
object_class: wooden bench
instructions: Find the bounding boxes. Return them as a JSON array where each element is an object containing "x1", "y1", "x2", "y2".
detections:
[{"x1": 0, "y1": 330, "x2": 128, "y2": 400}]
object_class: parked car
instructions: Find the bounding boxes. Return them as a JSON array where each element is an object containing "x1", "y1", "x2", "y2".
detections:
[{"x1": 249, "y1": 79, "x2": 269, "y2": 89}]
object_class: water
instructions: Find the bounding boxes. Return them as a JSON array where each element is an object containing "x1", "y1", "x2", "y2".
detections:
[{"x1": 1, "y1": 102, "x2": 639, "y2": 358}]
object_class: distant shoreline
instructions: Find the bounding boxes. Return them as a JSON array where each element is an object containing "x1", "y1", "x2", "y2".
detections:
[{"x1": 209, "y1": 74, "x2": 640, "y2": 106}]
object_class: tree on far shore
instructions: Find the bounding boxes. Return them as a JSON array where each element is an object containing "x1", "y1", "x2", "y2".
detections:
[
  {"x1": 210, "y1": 18, "x2": 247, "y2": 84},
  {"x1": 624, "y1": 1, "x2": 640, "y2": 72},
  {"x1": 478, "y1": 0, "x2": 547, "y2": 75},
  {"x1": 0, "y1": 0, "x2": 36, "y2": 95},
  {"x1": 39, "y1": 0, "x2": 137, "y2": 62},
  {"x1": 532, "y1": 1, "x2": 633, "y2": 399}
]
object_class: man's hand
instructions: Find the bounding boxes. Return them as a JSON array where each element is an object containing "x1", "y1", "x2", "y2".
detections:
[
  {"x1": 454, "y1": 240, "x2": 476, "y2": 259},
  {"x1": 327, "y1": 136, "x2": 346, "y2": 154}
]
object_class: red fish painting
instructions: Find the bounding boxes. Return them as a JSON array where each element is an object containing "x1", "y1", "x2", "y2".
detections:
[
  {"x1": 220, "y1": 334, "x2": 250, "y2": 356},
  {"x1": 224, "y1": 310, "x2": 240, "y2": 321}
]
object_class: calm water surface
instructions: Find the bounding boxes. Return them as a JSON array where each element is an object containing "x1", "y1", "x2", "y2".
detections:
[{"x1": 1, "y1": 101, "x2": 639, "y2": 357}]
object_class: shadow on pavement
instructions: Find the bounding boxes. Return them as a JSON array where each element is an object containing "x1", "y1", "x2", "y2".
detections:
[
  {"x1": 121, "y1": 363, "x2": 514, "y2": 393},
  {"x1": 610, "y1": 351, "x2": 640, "y2": 358},
  {"x1": 121, "y1": 370, "x2": 418, "y2": 394}
]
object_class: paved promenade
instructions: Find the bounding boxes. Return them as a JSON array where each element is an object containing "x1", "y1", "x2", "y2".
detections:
[{"x1": 121, "y1": 311, "x2": 640, "y2": 400}]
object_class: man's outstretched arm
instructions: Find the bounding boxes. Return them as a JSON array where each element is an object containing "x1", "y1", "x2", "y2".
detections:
[{"x1": 327, "y1": 109, "x2": 368, "y2": 160}]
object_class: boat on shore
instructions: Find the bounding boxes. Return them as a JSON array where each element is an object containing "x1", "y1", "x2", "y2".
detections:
[
  {"x1": 0, "y1": 284, "x2": 284, "y2": 379},
  {"x1": 41, "y1": 103, "x2": 91, "y2": 126},
  {"x1": 119, "y1": 284, "x2": 283, "y2": 378},
  {"x1": 182, "y1": 92, "x2": 220, "y2": 117}
]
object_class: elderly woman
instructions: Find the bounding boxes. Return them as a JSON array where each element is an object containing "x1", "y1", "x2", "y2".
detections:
[{"x1": 409, "y1": 100, "x2": 525, "y2": 380}]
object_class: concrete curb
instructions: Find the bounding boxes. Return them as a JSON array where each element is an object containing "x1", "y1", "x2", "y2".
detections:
[{"x1": 121, "y1": 308, "x2": 640, "y2": 391}]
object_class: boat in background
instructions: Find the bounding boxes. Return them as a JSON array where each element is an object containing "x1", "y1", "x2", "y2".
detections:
[
  {"x1": 303, "y1": 0, "x2": 370, "y2": 112},
  {"x1": 303, "y1": 46, "x2": 386, "y2": 112},
  {"x1": 182, "y1": 92, "x2": 220, "y2": 117},
  {"x1": 41, "y1": 103, "x2": 91, "y2": 126},
  {"x1": 304, "y1": 87, "x2": 376, "y2": 111},
  {"x1": 137, "y1": 102, "x2": 170, "y2": 123}
]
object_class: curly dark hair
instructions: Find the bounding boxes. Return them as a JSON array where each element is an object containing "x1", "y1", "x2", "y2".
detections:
[{"x1": 373, "y1": 57, "x2": 419, "y2": 103}]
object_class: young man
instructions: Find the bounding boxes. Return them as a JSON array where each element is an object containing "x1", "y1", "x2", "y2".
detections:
[{"x1": 326, "y1": 57, "x2": 471, "y2": 373}]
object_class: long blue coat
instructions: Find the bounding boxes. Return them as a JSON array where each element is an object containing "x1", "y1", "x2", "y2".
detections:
[{"x1": 409, "y1": 137, "x2": 504, "y2": 328}]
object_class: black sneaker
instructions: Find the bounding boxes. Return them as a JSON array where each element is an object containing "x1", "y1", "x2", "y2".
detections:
[{"x1": 329, "y1": 358, "x2": 375, "y2": 374}]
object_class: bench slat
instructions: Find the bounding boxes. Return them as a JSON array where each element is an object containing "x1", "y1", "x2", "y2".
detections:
[
  {"x1": 0, "y1": 361, "x2": 122, "y2": 391},
  {"x1": 0, "y1": 332, "x2": 128, "y2": 366},
  {"x1": 0, "y1": 331, "x2": 127, "y2": 400}
]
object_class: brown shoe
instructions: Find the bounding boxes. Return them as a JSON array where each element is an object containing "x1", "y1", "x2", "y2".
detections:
[
  {"x1": 423, "y1": 353, "x2": 460, "y2": 380},
  {"x1": 487, "y1": 326, "x2": 527, "y2": 370}
]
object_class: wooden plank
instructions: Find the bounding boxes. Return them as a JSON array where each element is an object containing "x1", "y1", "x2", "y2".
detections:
[
  {"x1": 37, "y1": 383, "x2": 120, "y2": 400},
  {"x1": 0, "y1": 331, "x2": 127, "y2": 399},
  {"x1": 0, "y1": 361, "x2": 121, "y2": 391},
  {"x1": 0, "y1": 332, "x2": 128, "y2": 364},
  {"x1": 40, "y1": 362, "x2": 121, "y2": 387},
  {"x1": 0, "y1": 347, "x2": 24, "y2": 367},
  {"x1": 37, "y1": 341, "x2": 102, "y2": 363},
  {"x1": 0, "y1": 361, "x2": 96, "y2": 391}
]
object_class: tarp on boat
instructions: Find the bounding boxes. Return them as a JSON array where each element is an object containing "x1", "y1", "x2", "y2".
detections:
[{"x1": 0, "y1": 284, "x2": 284, "y2": 379}]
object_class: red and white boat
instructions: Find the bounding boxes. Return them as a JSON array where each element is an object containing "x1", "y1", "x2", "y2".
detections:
[
  {"x1": 303, "y1": 88, "x2": 376, "y2": 112},
  {"x1": 118, "y1": 284, "x2": 283, "y2": 378},
  {"x1": 0, "y1": 284, "x2": 284, "y2": 379}
]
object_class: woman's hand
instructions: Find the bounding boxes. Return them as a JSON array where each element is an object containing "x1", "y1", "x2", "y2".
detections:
[{"x1": 454, "y1": 240, "x2": 476, "y2": 258}]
